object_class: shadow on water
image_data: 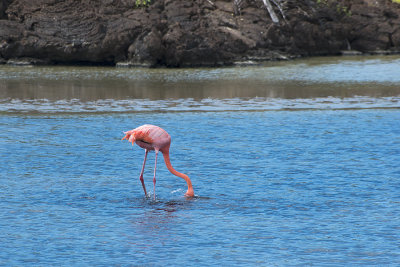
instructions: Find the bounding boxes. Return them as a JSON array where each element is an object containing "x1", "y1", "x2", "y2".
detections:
[
  {"x1": 134, "y1": 194, "x2": 211, "y2": 212},
  {"x1": 141, "y1": 195, "x2": 190, "y2": 205}
]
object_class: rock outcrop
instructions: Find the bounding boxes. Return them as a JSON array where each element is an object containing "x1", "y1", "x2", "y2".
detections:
[{"x1": 0, "y1": 0, "x2": 399, "y2": 67}]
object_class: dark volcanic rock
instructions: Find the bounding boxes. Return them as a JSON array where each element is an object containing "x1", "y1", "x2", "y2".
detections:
[{"x1": 0, "y1": 0, "x2": 399, "y2": 67}]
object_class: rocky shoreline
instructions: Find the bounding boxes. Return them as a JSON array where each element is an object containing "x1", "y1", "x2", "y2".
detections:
[{"x1": 1, "y1": 0, "x2": 400, "y2": 67}]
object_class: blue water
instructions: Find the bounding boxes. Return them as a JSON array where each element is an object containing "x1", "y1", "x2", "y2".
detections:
[
  {"x1": 1, "y1": 109, "x2": 399, "y2": 265},
  {"x1": 1, "y1": 56, "x2": 400, "y2": 265}
]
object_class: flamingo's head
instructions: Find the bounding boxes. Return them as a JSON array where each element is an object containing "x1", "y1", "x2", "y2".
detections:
[{"x1": 184, "y1": 188, "x2": 195, "y2": 198}]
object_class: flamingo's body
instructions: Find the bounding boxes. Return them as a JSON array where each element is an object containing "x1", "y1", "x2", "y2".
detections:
[{"x1": 122, "y1": 124, "x2": 194, "y2": 198}]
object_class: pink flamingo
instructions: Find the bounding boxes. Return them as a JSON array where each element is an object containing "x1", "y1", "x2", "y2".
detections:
[{"x1": 122, "y1": 124, "x2": 194, "y2": 198}]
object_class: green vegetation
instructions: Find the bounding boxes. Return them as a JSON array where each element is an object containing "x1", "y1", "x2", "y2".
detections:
[
  {"x1": 336, "y1": 4, "x2": 351, "y2": 16},
  {"x1": 393, "y1": 0, "x2": 400, "y2": 3},
  {"x1": 316, "y1": 0, "x2": 351, "y2": 16},
  {"x1": 135, "y1": 0, "x2": 151, "y2": 8}
]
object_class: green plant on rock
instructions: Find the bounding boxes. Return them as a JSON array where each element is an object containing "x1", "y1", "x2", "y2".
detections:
[
  {"x1": 315, "y1": 0, "x2": 351, "y2": 16},
  {"x1": 336, "y1": 4, "x2": 351, "y2": 16},
  {"x1": 392, "y1": 0, "x2": 400, "y2": 4},
  {"x1": 135, "y1": 0, "x2": 151, "y2": 8}
]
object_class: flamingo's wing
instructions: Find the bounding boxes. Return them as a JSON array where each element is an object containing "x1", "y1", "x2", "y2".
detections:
[{"x1": 134, "y1": 129, "x2": 154, "y2": 144}]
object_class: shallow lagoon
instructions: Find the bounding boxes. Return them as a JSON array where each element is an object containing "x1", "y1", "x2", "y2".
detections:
[{"x1": 1, "y1": 56, "x2": 400, "y2": 265}]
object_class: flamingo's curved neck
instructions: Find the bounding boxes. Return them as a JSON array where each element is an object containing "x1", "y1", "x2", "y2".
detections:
[{"x1": 162, "y1": 147, "x2": 194, "y2": 197}]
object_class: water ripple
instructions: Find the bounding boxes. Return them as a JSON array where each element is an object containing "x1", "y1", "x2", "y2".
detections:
[
  {"x1": 1, "y1": 109, "x2": 399, "y2": 265},
  {"x1": 1, "y1": 96, "x2": 399, "y2": 113}
]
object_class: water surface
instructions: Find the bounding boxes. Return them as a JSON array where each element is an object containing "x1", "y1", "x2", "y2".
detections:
[
  {"x1": 1, "y1": 56, "x2": 400, "y2": 265},
  {"x1": 1, "y1": 55, "x2": 400, "y2": 112}
]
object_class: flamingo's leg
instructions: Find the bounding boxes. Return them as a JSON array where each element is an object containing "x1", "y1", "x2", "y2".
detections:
[
  {"x1": 153, "y1": 150, "x2": 159, "y2": 199},
  {"x1": 139, "y1": 149, "x2": 148, "y2": 196}
]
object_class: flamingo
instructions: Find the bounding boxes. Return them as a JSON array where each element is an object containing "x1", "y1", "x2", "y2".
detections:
[{"x1": 122, "y1": 124, "x2": 194, "y2": 198}]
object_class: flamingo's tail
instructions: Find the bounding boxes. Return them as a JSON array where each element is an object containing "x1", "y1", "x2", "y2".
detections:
[{"x1": 122, "y1": 130, "x2": 136, "y2": 146}]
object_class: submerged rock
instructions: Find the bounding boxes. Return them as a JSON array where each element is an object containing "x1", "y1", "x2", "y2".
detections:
[{"x1": 0, "y1": 0, "x2": 400, "y2": 67}]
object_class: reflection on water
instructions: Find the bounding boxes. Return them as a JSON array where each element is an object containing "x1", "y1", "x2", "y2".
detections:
[
  {"x1": 1, "y1": 96, "x2": 399, "y2": 113},
  {"x1": 1, "y1": 55, "x2": 400, "y2": 112}
]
